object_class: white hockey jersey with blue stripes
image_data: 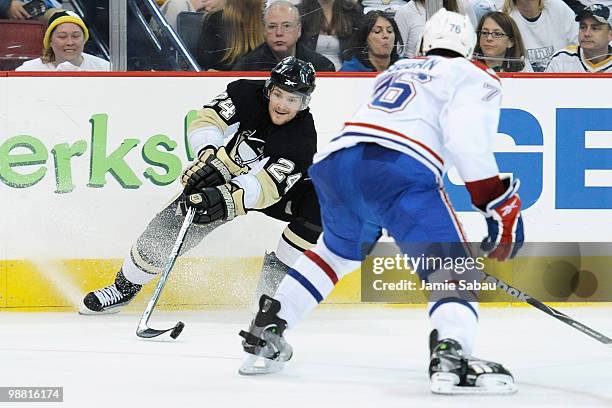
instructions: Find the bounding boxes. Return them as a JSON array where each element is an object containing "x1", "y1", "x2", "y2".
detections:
[{"x1": 315, "y1": 56, "x2": 502, "y2": 184}]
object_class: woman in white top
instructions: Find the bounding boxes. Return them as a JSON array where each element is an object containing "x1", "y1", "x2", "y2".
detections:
[
  {"x1": 502, "y1": 0, "x2": 578, "y2": 71},
  {"x1": 16, "y1": 10, "x2": 110, "y2": 71},
  {"x1": 394, "y1": 0, "x2": 477, "y2": 58}
]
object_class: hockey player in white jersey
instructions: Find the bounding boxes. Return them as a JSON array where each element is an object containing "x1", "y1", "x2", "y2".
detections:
[{"x1": 239, "y1": 9, "x2": 524, "y2": 395}]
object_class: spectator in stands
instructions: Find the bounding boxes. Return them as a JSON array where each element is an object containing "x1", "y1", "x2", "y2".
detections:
[
  {"x1": 340, "y1": 9, "x2": 402, "y2": 71},
  {"x1": 233, "y1": 0, "x2": 336, "y2": 71},
  {"x1": 395, "y1": 0, "x2": 477, "y2": 58},
  {"x1": 359, "y1": 0, "x2": 410, "y2": 16},
  {"x1": 502, "y1": 0, "x2": 578, "y2": 71},
  {"x1": 196, "y1": 0, "x2": 265, "y2": 70},
  {"x1": 160, "y1": 0, "x2": 207, "y2": 31},
  {"x1": 0, "y1": 0, "x2": 61, "y2": 21},
  {"x1": 546, "y1": 3, "x2": 612, "y2": 71},
  {"x1": 474, "y1": 11, "x2": 534, "y2": 71},
  {"x1": 15, "y1": 10, "x2": 110, "y2": 71},
  {"x1": 298, "y1": 0, "x2": 363, "y2": 70}
]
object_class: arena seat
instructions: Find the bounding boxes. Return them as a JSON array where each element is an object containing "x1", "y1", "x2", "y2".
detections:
[
  {"x1": 176, "y1": 11, "x2": 203, "y2": 58},
  {"x1": 0, "y1": 19, "x2": 45, "y2": 71}
]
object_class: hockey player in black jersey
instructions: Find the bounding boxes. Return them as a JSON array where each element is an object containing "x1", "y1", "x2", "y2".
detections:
[{"x1": 80, "y1": 57, "x2": 322, "y2": 315}]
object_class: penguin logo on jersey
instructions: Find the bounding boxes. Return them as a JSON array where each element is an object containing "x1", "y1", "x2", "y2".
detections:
[{"x1": 232, "y1": 130, "x2": 264, "y2": 168}]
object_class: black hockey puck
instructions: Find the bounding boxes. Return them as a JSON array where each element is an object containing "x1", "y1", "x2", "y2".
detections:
[{"x1": 170, "y1": 321, "x2": 185, "y2": 339}]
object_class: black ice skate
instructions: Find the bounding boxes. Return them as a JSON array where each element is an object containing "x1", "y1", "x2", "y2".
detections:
[
  {"x1": 429, "y1": 330, "x2": 517, "y2": 395},
  {"x1": 238, "y1": 295, "x2": 293, "y2": 375},
  {"x1": 79, "y1": 270, "x2": 142, "y2": 315}
]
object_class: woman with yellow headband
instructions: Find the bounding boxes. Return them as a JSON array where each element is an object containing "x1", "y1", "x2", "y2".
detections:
[{"x1": 15, "y1": 10, "x2": 110, "y2": 71}]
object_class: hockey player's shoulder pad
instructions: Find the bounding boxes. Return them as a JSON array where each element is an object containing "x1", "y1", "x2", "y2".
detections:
[
  {"x1": 470, "y1": 59, "x2": 501, "y2": 83},
  {"x1": 251, "y1": 112, "x2": 318, "y2": 210},
  {"x1": 226, "y1": 79, "x2": 267, "y2": 111},
  {"x1": 264, "y1": 110, "x2": 317, "y2": 166}
]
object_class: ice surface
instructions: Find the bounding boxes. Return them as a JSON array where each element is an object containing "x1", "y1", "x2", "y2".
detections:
[{"x1": 1, "y1": 306, "x2": 612, "y2": 408}]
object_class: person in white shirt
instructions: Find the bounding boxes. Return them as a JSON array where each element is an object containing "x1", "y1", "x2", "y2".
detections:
[
  {"x1": 546, "y1": 3, "x2": 612, "y2": 72},
  {"x1": 15, "y1": 10, "x2": 110, "y2": 71},
  {"x1": 395, "y1": 0, "x2": 477, "y2": 58},
  {"x1": 502, "y1": 0, "x2": 578, "y2": 71}
]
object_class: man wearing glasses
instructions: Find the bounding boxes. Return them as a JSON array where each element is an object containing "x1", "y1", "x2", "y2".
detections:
[{"x1": 233, "y1": 0, "x2": 336, "y2": 71}]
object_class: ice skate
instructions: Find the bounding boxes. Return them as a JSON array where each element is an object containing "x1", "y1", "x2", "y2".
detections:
[
  {"x1": 429, "y1": 330, "x2": 517, "y2": 395},
  {"x1": 238, "y1": 295, "x2": 293, "y2": 375},
  {"x1": 79, "y1": 270, "x2": 142, "y2": 315}
]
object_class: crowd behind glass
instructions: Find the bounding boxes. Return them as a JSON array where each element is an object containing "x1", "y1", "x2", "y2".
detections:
[{"x1": 1, "y1": 0, "x2": 610, "y2": 72}]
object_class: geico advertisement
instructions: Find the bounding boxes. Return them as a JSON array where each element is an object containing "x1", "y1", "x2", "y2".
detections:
[{"x1": 0, "y1": 76, "x2": 610, "y2": 258}]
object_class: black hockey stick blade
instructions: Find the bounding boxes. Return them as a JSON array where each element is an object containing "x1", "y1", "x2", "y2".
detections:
[
  {"x1": 136, "y1": 206, "x2": 195, "y2": 340},
  {"x1": 137, "y1": 321, "x2": 185, "y2": 339}
]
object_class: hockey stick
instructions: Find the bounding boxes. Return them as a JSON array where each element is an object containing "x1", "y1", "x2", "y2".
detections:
[
  {"x1": 136, "y1": 206, "x2": 196, "y2": 339},
  {"x1": 482, "y1": 272, "x2": 612, "y2": 346}
]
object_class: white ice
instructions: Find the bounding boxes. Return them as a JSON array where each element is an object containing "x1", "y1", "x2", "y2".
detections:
[{"x1": 1, "y1": 306, "x2": 612, "y2": 408}]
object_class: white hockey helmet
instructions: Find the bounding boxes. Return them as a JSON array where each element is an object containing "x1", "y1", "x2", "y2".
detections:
[{"x1": 421, "y1": 8, "x2": 477, "y2": 59}]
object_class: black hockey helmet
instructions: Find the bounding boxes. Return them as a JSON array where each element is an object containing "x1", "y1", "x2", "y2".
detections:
[{"x1": 265, "y1": 56, "x2": 316, "y2": 110}]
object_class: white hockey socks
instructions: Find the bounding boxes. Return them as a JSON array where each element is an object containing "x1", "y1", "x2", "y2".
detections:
[
  {"x1": 120, "y1": 245, "x2": 160, "y2": 285},
  {"x1": 428, "y1": 300, "x2": 479, "y2": 357},
  {"x1": 275, "y1": 238, "x2": 360, "y2": 328}
]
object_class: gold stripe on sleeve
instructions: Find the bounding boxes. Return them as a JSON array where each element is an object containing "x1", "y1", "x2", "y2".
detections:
[
  {"x1": 187, "y1": 108, "x2": 229, "y2": 135},
  {"x1": 283, "y1": 225, "x2": 315, "y2": 251},
  {"x1": 253, "y1": 170, "x2": 281, "y2": 209}
]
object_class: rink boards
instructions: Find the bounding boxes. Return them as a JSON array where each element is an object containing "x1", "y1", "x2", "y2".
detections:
[{"x1": 1, "y1": 72, "x2": 611, "y2": 310}]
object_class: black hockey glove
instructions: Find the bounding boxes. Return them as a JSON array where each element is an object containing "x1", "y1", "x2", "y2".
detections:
[
  {"x1": 181, "y1": 146, "x2": 247, "y2": 194},
  {"x1": 181, "y1": 183, "x2": 246, "y2": 224}
]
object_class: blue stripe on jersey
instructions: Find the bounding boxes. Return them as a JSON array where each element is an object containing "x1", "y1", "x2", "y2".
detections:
[
  {"x1": 331, "y1": 132, "x2": 443, "y2": 176},
  {"x1": 429, "y1": 297, "x2": 479, "y2": 319},
  {"x1": 287, "y1": 268, "x2": 324, "y2": 303}
]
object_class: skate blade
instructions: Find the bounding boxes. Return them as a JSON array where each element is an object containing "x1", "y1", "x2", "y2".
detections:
[
  {"x1": 431, "y1": 373, "x2": 517, "y2": 395},
  {"x1": 238, "y1": 354, "x2": 286, "y2": 376},
  {"x1": 78, "y1": 305, "x2": 123, "y2": 315}
]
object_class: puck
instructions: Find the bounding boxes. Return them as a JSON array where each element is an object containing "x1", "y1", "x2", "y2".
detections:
[{"x1": 170, "y1": 321, "x2": 185, "y2": 339}]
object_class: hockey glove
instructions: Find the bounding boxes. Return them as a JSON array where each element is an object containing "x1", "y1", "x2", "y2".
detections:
[
  {"x1": 182, "y1": 183, "x2": 246, "y2": 224},
  {"x1": 475, "y1": 176, "x2": 524, "y2": 261},
  {"x1": 181, "y1": 146, "x2": 248, "y2": 194}
]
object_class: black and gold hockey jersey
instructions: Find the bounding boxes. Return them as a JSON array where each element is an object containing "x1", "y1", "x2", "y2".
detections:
[{"x1": 189, "y1": 79, "x2": 321, "y2": 247}]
